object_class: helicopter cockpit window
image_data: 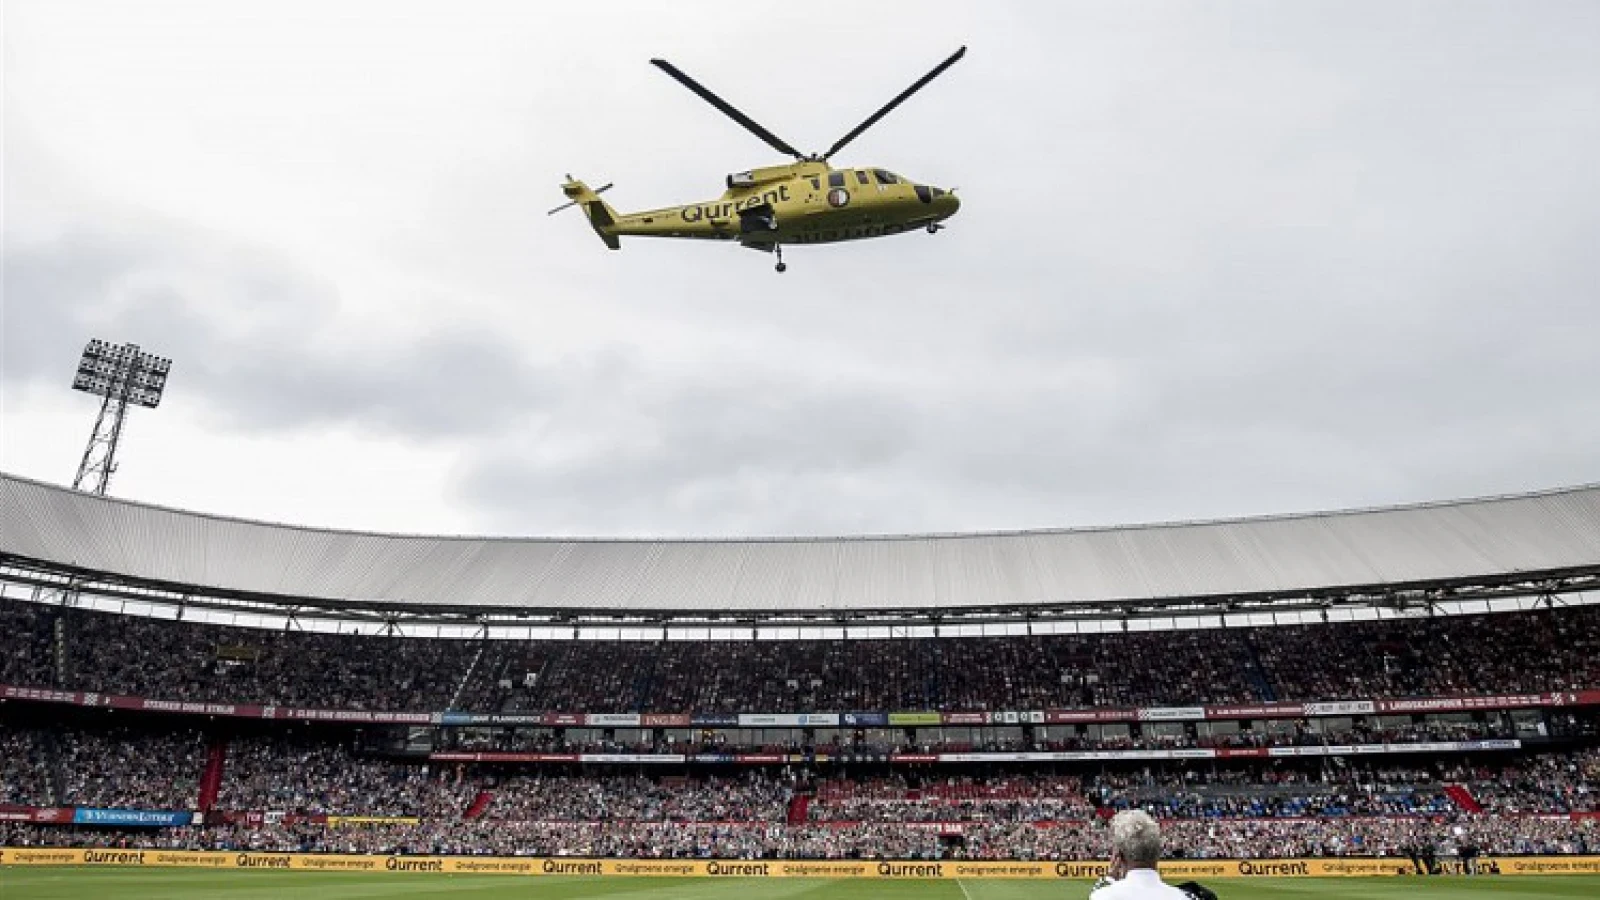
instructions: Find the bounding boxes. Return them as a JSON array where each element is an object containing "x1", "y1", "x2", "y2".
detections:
[
  {"x1": 874, "y1": 170, "x2": 899, "y2": 185},
  {"x1": 855, "y1": 170, "x2": 871, "y2": 185},
  {"x1": 828, "y1": 172, "x2": 846, "y2": 188}
]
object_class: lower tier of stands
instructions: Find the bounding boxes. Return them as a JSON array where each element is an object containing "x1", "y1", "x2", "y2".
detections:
[
  {"x1": 1, "y1": 814, "x2": 1594, "y2": 860},
  {"x1": 4, "y1": 721, "x2": 1597, "y2": 820}
]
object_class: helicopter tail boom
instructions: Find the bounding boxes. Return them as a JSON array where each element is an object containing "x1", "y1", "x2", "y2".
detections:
[{"x1": 553, "y1": 178, "x2": 622, "y2": 249}]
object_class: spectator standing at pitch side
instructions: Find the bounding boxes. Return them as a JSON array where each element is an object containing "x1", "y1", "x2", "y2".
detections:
[{"x1": 1090, "y1": 811, "x2": 1193, "y2": 900}]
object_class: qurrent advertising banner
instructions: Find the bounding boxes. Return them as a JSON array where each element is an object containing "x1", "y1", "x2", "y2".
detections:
[{"x1": 4, "y1": 851, "x2": 1598, "y2": 878}]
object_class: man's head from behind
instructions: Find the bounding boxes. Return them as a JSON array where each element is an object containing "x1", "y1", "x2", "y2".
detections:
[{"x1": 1108, "y1": 809, "x2": 1163, "y2": 873}]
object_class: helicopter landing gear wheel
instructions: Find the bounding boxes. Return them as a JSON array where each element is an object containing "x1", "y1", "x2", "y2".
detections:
[
  {"x1": 926, "y1": 223, "x2": 943, "y2": 234},
  {"x1": 774, "y1": 245, "x2": 787, "y2": 273}
]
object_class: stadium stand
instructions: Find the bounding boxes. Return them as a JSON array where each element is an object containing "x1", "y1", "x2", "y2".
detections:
[
  {"x1": 4, "y1": 599, "x2": 1598, "y2": 714},
  {"x1": 2, "y1": 474, "x2": 1599, "y2": 865}
]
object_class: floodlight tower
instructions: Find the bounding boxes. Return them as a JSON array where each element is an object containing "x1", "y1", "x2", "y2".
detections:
[{"x1": 70, "y1": 339, "x2": 172, "y2": 495}]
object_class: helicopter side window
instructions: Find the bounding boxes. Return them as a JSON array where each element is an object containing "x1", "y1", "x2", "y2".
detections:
[
  {"x1": 828, "y1": 172, "x2": 846, "y2": 188},
  {"x1": 855, "y1": 170, "x2": 871, "y2": 185},
  {"x1": 874, "y1": 169, "x2": 899, "y2": 185},
  {"x1": 809, "y1": 178, "x2": 821, "y2": 190}
]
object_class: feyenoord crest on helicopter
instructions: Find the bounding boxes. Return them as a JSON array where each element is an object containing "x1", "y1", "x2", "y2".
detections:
[{"x1": 550, "y1": 47, "x2": 966, "y2": 273}]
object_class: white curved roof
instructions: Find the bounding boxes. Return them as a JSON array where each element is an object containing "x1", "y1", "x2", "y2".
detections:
[{"x1": 2, "y1": 472, "x2": 1599, "y2": 615}]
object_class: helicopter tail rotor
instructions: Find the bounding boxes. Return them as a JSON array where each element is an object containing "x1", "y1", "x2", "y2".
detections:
[{"x1": 551, "y1": 177, "x2": 622, "y2": 249}]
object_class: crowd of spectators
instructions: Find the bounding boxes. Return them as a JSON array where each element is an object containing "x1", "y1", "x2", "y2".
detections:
[
  {"x1": 57, "y1": 727, "x2": 206, "y2": 811},
  {"x1": 0, "y1": 601, "x2": 56, "y2": 690},
  {"x1": 0, "y1": 729, "x2": 53, "y2": 806},
  {"x1": 442, "y1": 718, "x2": 1533, "y2": 758},
  {"x1": 809, "y1": 775, "x2": 1093, "y2": 822},
  {"x1": 480, "y1": 772, "x2": 793, "y2": 822},
  {"x1": 3, "y1": 813, "x2": 1593, "y2": 860},
  {"x1": 1250, "y1": 609, "x2": 1600, "y2": 702},
  {"x1": 1088, "y1": 766, "x2": 1457, "y2": 819},
  {"x1": 216, "y1": 736, "x2": 474, "y2": 818},
  {"x1": 1458, "y1": 750, "x2": 1600, "y2": 814},
  {"x1": 1, "y1": 725, "x2": 205, "y2": 810},
  {"x1": 3, "y1": 598, "x2": 1596, "y2": 714},
  {"x1": 5, "y1": 722, "x2": 1596, "y2": 827},
  {"x1": 56, "y1": 608, "x2": 477, "y2": 711}
]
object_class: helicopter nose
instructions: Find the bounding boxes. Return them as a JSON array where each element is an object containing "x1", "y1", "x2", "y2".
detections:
[{"x1": 915, "y1": 184, "x2": 959, "y2": 216}]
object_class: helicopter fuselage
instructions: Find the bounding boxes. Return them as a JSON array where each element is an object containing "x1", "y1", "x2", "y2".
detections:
[
  {"x1": 555, "y1": 48, "x2": 966, "y2": 270},
  {"x1": 594, "y1": 161, "x2": 960, "y2": 249}
]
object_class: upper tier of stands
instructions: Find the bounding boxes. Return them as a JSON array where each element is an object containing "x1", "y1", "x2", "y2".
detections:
[{"x1": 3, "y1": 599, "x2": 1597, "y2": 713}]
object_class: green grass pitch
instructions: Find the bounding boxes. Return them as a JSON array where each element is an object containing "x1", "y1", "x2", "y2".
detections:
[{"x1": 2, "y1": 871, "x2": 1598, "y2": 900}]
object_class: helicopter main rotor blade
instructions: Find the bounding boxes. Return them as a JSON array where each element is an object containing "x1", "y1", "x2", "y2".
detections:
[
  {"x1": 822, "y1": 46, "x2": 966, "y2": 160},
  {"x1": 650, "y1": 58, "x2": 805, "y2": 159}
]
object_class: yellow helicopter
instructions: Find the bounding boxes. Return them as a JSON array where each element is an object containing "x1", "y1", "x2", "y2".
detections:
[{"x1": 550, "y1": 47, "x2": 966, "y2": 273}]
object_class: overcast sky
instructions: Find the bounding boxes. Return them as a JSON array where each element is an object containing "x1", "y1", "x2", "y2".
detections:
[{"x1": 3, "y1": 0, "x2": 1597, "y2": 538}]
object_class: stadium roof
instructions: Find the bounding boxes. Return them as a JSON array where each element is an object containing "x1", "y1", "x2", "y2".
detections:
[{"x1": 2, "y1": 471, "x2": 1599, "y2": 623}]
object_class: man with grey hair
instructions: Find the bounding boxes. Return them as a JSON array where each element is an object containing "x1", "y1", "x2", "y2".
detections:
[{"x1": 1090, "y1": 810, "x2": 1205, "y2": 900}]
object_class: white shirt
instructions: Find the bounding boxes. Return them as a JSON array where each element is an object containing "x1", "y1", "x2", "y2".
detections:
[{"x1": 1089, "y1": 868, "x2": 1193, "y2": 900}]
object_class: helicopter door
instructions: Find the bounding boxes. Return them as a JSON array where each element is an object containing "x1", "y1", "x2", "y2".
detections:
[{"x1": 738, "y1": 203, "x2": 779, "y2": 235}]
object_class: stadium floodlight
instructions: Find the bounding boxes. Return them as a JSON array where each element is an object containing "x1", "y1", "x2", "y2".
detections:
[{"x1": 70, "y1": 339, "x2": 173, "y2": 495}]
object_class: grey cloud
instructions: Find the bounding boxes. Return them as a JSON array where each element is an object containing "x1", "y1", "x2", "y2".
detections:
[
  {"x1": 4, "y1": 2, "x2": 1599, "y2": 538},
  {"x1": 2, "y1": 228, "x2": 561, "y2": 441},
  {"x1": 454, "y1": 366, "x2": 925, "y2": 536}
]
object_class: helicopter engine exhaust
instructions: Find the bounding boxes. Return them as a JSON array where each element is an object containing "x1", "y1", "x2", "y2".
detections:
[{"x1": 725, "y1": 164, "x2": 799, "y2": 190}]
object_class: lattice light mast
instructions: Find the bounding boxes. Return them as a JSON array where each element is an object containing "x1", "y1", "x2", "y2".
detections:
[{"x1": 71, "y1": 339, "x2": 172, "y2": 495}]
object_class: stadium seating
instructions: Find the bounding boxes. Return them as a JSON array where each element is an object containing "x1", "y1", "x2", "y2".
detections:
[
  {"x1": 2, "y1": 597, "x2": 1598, "y2": 863},
  {"x1": 4, "y1": 599, "x2": 1597, "y2": 714}
]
